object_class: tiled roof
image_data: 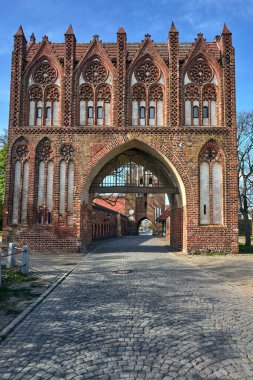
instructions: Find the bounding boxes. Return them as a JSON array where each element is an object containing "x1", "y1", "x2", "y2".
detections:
[
  {"x1": 25, "y1": 41, "x2": 220, "y2": 64},
  {"x1": 93, "y1": 197, "x2": 126, "y2": 215},
  {"x1": 157, "y1": 206, "x2": 171, "y2": 221}
]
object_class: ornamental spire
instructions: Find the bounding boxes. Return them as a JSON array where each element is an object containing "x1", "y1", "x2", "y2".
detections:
[
  {"x1": 65, "y1": 24, "x2": 74, "y2": 35},
  {"x1": 169, "y1": 21, "x2": 178, "y2": 34}
]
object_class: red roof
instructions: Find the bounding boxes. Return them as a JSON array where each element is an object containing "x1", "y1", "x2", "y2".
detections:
[
  {"x1": 157, "y1": 206, "x2": 170, "y2": 222},
  {"x1": 93, "y1": 197, "x2": 126, "y2": 215}
]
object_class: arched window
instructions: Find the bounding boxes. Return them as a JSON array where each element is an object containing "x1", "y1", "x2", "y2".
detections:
[
  {"x1": 67, "y1": 161, "x2": 74, "y2": 226},
  {"x1": 45, "y1": 85, "x2": 60, "y2": 126},
  {"x1": 88, "y1": 106, "x2": 93, "y2": 119},
  {"x1": 35, "y1": 138, "x2": 54, "y2": 224},
  {"x1": 203, "y1": 106, "x2": 209, "y2": 119},
  {"x1": 193, "y1": 106, "x2": 199, "y2": 118},
  {"x1": 37, "y1": 107, "x2": 42, "y2": 119},
  {"x1": 79, "y1": 84, "x2": 94, "y2": 126},
  {"x1": 149, "y1": 107, "x2": 155, "y2": 119},
  {"x1": 203, "y1": 84, "x2": 217, "y2": 126},
  {"x1": 199, "y1": 141, "x2": 223, "y2": 225},
  {"x1": 46, "y1": 106, "x2": 51, "y2": 120},
  {"x1": 97, "y1": 106, "x2": 103, "y2": 119},
  {"x1": 11, "y1": 138, "x2": 30, "y2": 225},
  {"x1": 149, "y1": 84, "x2": 164, "y2": 126},
  {"x1": 96, "y1": 84, "x2": 111, "y2": 126},
  {"x1": 29, "y1": 84, "x2": 59, "y2": 126},
  {"x1": 29, "y1": 85, "x2": 43, "y2": 126},
  {"x1": 140, "y1": 106, "x2": 146, "y2": 119},
  {"x1": 132, "y1": 84, "x2": 146, "y2": 126}
]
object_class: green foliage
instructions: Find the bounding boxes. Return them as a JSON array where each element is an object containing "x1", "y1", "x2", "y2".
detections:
[
  {"x1": 239, "y1": 242, "x2": 253, "y2": 254},
  {"x1": 2, "y1": 267, "x2": 34, "y2": 283}
]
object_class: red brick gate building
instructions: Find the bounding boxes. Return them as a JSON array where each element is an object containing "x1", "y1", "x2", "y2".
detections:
[{"x1": 3, "y1": 23, "x2": 238, "y2": 253}]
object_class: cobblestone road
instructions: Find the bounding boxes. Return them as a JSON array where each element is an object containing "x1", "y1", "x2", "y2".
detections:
[{"x1": 1, "y1": 236, "x2": 253, "y2": 379}]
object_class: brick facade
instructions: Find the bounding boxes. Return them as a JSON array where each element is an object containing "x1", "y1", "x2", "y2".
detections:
[{"x1": 3, "y1": 23, "x2": 238, "y2": 254}]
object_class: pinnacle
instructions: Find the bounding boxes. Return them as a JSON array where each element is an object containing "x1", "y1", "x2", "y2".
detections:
[
  {"x1": 30, "y1": 33, "x2": 36, "y2": 43},
  {"x1": 117, "y1": 27, "x2": 126, "y2": 33},
  {"x1": 65, "y1": 24, "x2": 74, "y2": 35},
  {"x1": 222, "y1": 23, "x2": 231, "y2": 34},
  {"x1": 169, "y1": 21, "x2": 178, "y2": 33},
  {"x1": 14, "y1": 25, "x2": 25, "y2": 37}
]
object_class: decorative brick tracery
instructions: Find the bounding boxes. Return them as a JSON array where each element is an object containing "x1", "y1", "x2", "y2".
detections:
[
  {"x1": 199, "y1": 139, "x2": 222, "y2": 163},
  {"x1": 79, "y1": 84, "x2": 94, "y2": 101},
  {"x1": 33, "y1": 61, "x2": 57, "y2": 86},
  {"x1": 149, "y1": 84, "x2": 163, "y2": 101},
  {"x1": 132, "y1": 84, "x2": 146, "y2": 101},
  {"x1": 36, "y1": 138, "x2": 53, "y2": 161},
  {"x1": 203, "y1": 84, "x2": 217, "y2": 101},
  {"x1": 83, "y1": 61, "x2": 108, "y2": 85},
  {"x1": 29, "y1": 85, "x2": 43, "y2": 101},
  {"x1": 188, "y1": 58, "x2": 213, "y2": 85},
  {"x1": 60, "y1": 143, "x2": 74, "y2": 160},
  {"x1": 12, "y1": 137, "x2": 29, "y2": 161},
  {"x1": 96, "y1": 83, "x2": 111, "y2": 101},
  {"x1": 135, "y1": 58, "x2": 160, "y2": 84},
  {"x1": 45, "y1": 85, "x2": 60, "y2": 101},
  {"x1": 184, "y1": 84, "x2": 200, "y2": 101}
]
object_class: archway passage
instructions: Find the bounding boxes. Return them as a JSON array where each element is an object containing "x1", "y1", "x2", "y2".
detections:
[
  {"x1": 82, "y1": 147, "x2": 186, "y2": 251},
  {"x1": 138, "y1": 218, "x2": 153, "y2": 236},
  {"x1": 90, "y1": 149, "x2": 179, "y2": 195}
]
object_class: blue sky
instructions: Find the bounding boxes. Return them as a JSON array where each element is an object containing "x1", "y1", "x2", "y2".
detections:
[{"x1": 0, "y1": 0, "x2": 252, "y2": 133}]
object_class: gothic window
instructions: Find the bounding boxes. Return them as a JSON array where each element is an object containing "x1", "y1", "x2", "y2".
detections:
[
  {"x1": 35, "y1": 138, "x2": 54, "y2": 224},
  {"x1": 46, "y1": 107, "x2": 51, "y2": 119},
  {"x1": 88, "y1": 106, "x2": 93, "y2": 119},
  {"x1": 11, "y1": 138, "x2": 30, "y2": 225},
  {"x1": 12, "y1": 160, "x2": 21, "y2": 225},
  {"x1": 199, "y1": 141, "x2": 223, "y2": 225},
  {"x1": 193, "y1": 105, "x2": 199, "y2": 118},
  {"x1": 149, "y1": 107, "x2": 155, "y2": 119},
  {"x1": 59, "y1": 160, "x2": 66, "y2": 215},
  {"x1": 184, "y1": 84, "x2": 200, "y2": 126},
  {"x1": 37, "y1": 107, "x2": 42, "y2": 119},
  {"x1": 131, "y1": 59, "x2": 164, "y2": 127},
  {"x1": 140, "y1": 106, "x2": 146, "y2": 119},
  {"x1": 67, "y1": 161, "x2": 74, "y2": 226},
  {"x1": 203, "y1": 106, "x2": 209, "y2": 119},
  {"x1": 203, "y1": 84, "x2": 217, "y2": 126},
  {"x1": 132, "y1": 84, "x2": 146, "y2": 126},
  {"x1": 79, "y1": 59, "x2": 111, "y2": 126},
  {"x1": 28, "y1": 60, "x2": 59, "y2": 126},
  {"x1": 184, "y1": 57, "x2": 217, "y2": 127},
  {"x1": 29, "y1": 85, "x2": 43, "y2": 126},
  {"x1": 96, "y1": 83, "x2": 111, "y2": 126},
  {"x1": 149, "y1": 84, "x2": 163, "y2": 126},
  {"x1": 97, "y1": 106, "x2": 103, "y2": 119},
  {"x1": 79, "y1": 84, "x2": 94, "y2": 126},
  {"x1": 45, "y1": 85, "x2": 60, "y2": 126},
  {"x1": 59, "y1": 144, "x2": 75, "y2": 225}
]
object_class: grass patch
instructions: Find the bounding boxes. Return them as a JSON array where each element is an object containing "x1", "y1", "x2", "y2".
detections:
[
  {"x1": 239, "y1": 242, "x2": 253, "y2": 254},
  {"x1": 0, "y1": 287, "x2": 12, "y2": 302},
  {"x1": 2, "y1": 267, "x2": 37, "y2": 284}
]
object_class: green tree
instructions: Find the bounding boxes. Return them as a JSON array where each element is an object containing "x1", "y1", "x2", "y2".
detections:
[
  {"x1": 0, "y1": 130, "x2": 7, "y2": 229},
  {"x1": 237, "y1": 111, "x2": 253, "y2": 246}
]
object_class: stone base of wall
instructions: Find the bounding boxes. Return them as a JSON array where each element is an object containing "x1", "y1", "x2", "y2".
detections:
[{"x1": 3, "y1": 225, "x2": 80, "y2": 254}]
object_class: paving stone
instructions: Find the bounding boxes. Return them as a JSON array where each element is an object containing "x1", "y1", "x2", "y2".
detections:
[{"x1": 0, "y1": 236, "x2": 253, "y2": 379}]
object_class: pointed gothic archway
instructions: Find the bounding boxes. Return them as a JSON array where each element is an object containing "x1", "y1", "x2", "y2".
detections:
[{"x1": 80, "y1": 140, "x2": 187, "y2": 252}]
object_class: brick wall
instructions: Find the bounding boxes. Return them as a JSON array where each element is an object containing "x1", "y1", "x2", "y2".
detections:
[{"x1": 4, "y1": 24, "x2": 238, "y2": 254}]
